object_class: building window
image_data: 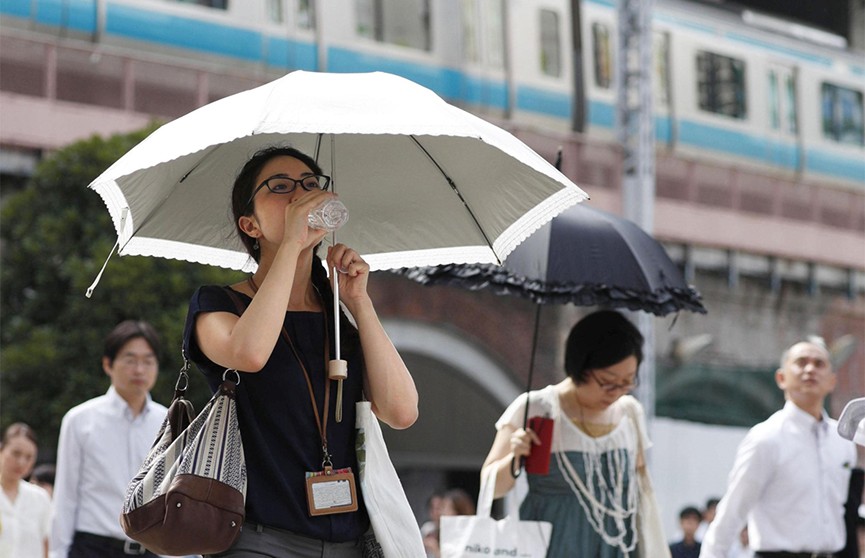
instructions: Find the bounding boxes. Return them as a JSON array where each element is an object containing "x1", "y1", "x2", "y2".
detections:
[
  {"x1": 821, "y1": 82, "x2": 864, "y2": 146},
  {"x1": 356, "y1": 0, "x2": 431, "y2": 51},
  {"x1": 592, "y1": 22, "x2": 612, "y2": 89},
  {"x1": 539, "y1": 9, "x2": 561, "y2": 77},
  {"x1": 696, "y1": 51, "x2": 747, "y2": 119}
]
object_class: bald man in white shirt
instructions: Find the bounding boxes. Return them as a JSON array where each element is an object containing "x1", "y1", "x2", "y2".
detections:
[{"x1": 700, "y1": 340, "x2": 857, "y2": 558}]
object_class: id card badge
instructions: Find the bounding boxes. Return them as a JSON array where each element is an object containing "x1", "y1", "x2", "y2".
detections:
[{"x1": 305, "y1": 467, "x2": 359, "y2": 516}]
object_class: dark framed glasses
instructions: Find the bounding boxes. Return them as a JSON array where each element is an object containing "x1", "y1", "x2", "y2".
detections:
[
  {"x1": 589, "y1": 370, "x2": 639, "y2": 394},
  {"x1": 246, "y1": 173, "x2": 331, "y2": 208}
]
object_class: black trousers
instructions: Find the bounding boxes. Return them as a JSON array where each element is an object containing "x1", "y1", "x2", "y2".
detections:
[{"x1": 68, "y1": 531, "x2": 159, "y2": 558}]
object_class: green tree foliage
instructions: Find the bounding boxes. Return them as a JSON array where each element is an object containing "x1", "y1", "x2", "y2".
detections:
[{"x1": 0, "y1": 127, "x2": 244, "y2": 460}]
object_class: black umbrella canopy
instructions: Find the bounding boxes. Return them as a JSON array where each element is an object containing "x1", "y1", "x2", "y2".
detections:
[{"x1": 398, "y1": 203, "x2": 706, "y2": 316}]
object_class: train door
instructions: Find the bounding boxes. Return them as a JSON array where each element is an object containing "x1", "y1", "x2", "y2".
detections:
[
  {"x1": 765, "y1": 63, "x2": 800, "y2": 173},
  {"x1": 654, "y1": 29, "x2": 674, "y2": 149},
  {"x1": 458, "y1": 0, "x2": 507, "y2": 117},
  {"x1": 506, "y1": 0, "x2": 574, "y2": 132}
]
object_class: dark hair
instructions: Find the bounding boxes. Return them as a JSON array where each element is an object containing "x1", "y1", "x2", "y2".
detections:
[
  {"x1": 443, "y1": 488, "x2": 476, "y2": 516},
  {"x1": 231, "y1": 146, "x2": 324, "y2": 263},
  {"x1": 564, "y1": 310, "x2": 644, "y2": 384},
  {"x1": 229, "y1": 147, "x2": 360, "y2": 354},
  {"x1": 103, "y1": 320, "x2": 161, "y2": 365},
  {"x1": 705, "y1": 497, "x2": 720, "y2": 510},
  {"x1": 1, "y1": 422, "x2": 37, "y2": 448},
  {"x1": 679, "y1": 506, "x2": 702, "y2": 521},
  {"x1": 31, "y1": 463, "x2": 56, "y2": 486}
]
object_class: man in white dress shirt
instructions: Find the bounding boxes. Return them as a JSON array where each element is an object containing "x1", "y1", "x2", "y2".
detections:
[
  {"x1": 700, "y1": 340, "x2": 857, "y2": 558},
  {"x1": 50, "y1": 320, "x2": 167, "y2": 558}
]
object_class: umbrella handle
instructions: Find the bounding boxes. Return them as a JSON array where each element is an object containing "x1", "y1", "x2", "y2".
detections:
[
  {"x1": 510, "y1": 456, "x2": 522, "y2": 478},
  {"x1": 332, "y1": 265, "x2": 341, "y2": 360}
]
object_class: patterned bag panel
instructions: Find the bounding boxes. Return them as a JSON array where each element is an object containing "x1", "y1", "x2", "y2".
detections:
[
  {"x1": 122, "y1": 384, "x2": 246, "y2": 514},
  {"x1": 177, "y1": 391, "x2": 246, "y2": 493}
]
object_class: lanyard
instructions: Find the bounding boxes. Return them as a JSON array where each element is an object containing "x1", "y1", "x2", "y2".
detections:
[{"x1": 246, "y1": 277, "x2": 333, "y2": 466}]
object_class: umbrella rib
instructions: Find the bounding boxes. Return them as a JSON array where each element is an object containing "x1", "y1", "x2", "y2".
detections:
[{"x1": 409, "y1": 136, "x2": 501, "y2": 265}]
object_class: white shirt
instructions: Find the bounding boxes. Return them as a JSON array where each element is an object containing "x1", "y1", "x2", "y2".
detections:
[
  {"x1": 50, "y1": 387, "x2": 166, "y2": 558},
  {"x1": 0, "y1": 480, "x2": 51, "y2": 558},
  {"x1": 700, "y1": 401, "x2": 856, "y2": 557}
]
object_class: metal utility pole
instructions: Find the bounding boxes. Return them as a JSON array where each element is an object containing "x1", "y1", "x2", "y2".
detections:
[{"x1": 616, "y1": 0, "x2": 657, "y2": 423}]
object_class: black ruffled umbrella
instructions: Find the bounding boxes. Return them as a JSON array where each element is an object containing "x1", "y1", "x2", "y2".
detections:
[
  {"x1": 398, "y1": 202, "x2": 706, "y2": 316},
  {"x1": 396, "y1": 186, "x2": 706, "y2": 475}
]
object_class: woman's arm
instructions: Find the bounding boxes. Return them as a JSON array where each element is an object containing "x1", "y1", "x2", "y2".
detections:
[
  {"x1": 327, "y1": 243, "x2": 418, "y2": 430},
  {"x1": 196, "y1": 191, "x2": 332, "y2": 372},
  {"x1": 352, "y1": 296, "x2": 418, "y2": 429},
  {"x1": 481, "y1": 424, "x2": 540, "y2": 498}
]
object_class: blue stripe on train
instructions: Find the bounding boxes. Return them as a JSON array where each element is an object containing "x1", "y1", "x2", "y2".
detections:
[
  {"x1": 32, "y1": 0, "x2": 97, "y2": 33},
  {"x1": 105, "y1": 4, "x2": 261, "y2": 61}
]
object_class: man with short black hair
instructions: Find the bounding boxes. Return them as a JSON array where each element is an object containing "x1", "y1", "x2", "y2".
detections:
[
  {"x1": 50, "y1": 320, "x2": 167, "y2": 558},
  {"x1": 700, "y1": 340, "x2": 857, "y2": 558},
  {"x1": 670, "y1": 506, "x2": 703, "y2": 558}
]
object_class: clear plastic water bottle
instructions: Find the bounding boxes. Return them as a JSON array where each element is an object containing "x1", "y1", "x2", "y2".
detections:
[{"x1": 308, "y1": 199, "x2": 349, "y2": 232}]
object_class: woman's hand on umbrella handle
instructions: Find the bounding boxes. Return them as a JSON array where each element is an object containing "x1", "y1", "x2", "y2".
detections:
[
  {"x1": 509, "y1": 427, "x2": 540, "y2": 459},
  {"x1": 508, "y1": 427, "x2": 539, "y2": 478},
  {"x1": 327, "y1": 244, "x2": 370, "y2": 304}
]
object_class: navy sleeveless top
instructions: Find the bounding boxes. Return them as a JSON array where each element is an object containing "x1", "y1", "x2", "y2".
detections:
[{"x1": 183, "y1": 285, "x2": 369, "y2": 541}]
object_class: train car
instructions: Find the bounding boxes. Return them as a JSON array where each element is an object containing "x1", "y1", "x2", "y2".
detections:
[{"x1": 2, "y1": 0, "x2": 863, "y2": 189}]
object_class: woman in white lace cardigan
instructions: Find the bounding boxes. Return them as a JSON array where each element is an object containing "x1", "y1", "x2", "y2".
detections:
[{"x1": 481, "y1": 310, "x2": 667, "y2": 558}]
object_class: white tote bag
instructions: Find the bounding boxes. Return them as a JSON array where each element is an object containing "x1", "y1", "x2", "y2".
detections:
[
  {"x1": 355, "y1": 401, "x2": 426, "y2": 558},
  {"x1": 439, "y1": 470, "x2": 552, "y2": 558}
]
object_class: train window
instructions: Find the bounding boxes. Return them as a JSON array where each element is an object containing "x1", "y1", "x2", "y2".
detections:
[
  {"x1": 297, "y1": 0, "x2": 314, "y2": 29},
  {"x1": 539, "y1": 9, "x2": 561, "y2": 77},
  {"x1": 266, "y1": 0, "x2": 283, "y2": 23},
  {"x1": 356, "y1": 0, "x2": 432, "y2": 52},
  {"x1": 768, "y1": 71, "x2": 780, "y2": 129},
  {"x1": 785, "y1": 75, "x2": 797, "y2": 134},
  {"x1": 767, "y1": 68, "x2": 798, "y2": 134},
  {"x1": 821, "y1": 82, "x2": 864, "y2": 146},
  {"x1": 171, "y1": 0, "x2": 228, "y2": 8},
  {"x1": 461, "y1": 0, "x2": 480, "y2": 64},
  {"x1": 654, "y1": 32, "x2": 670, "y2": 106},
  {"x1": 592, "y1": 23, "x2": 612, "y2": 89},
  {"x1": 460, "y1": 0, "x2": 504, "y2": 69},
  {"x1": 696, "y1": 51, "x2": 747, "y2": 119}
]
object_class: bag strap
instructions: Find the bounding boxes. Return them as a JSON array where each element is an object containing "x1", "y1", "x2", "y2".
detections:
[{"x1": 175, "y1": 286, "x2": 249, "y2": 397}]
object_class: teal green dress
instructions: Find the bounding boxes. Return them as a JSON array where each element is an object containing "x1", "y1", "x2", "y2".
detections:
[{"x1": 496, "y1": 387, "x2": 647, "y2": 558}]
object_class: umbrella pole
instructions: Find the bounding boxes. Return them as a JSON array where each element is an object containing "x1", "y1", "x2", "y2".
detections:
[
  {"x1": 329, "y1": 266, "x2": 347, "y2": 422},
  {"x1": 512, "y1": 303, "x2": 542, "y2": 478},
  {"x1": 522, "y1": 303, "x2": 542, "y2": 429},
  {"x1": 323, "y1": 133, "x2": 347, "y2": 422}
]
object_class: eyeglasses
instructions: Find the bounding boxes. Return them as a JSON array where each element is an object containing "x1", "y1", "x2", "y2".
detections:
[
  {"x1": 117, "y1": 355, "x2": 157, "y2": 369},
  {"x1": 589, "y1": 370, "x2": 639, "y2": 394},
  {"x1": 246, "y1": 173, "x2": 331, "y2": 208}
]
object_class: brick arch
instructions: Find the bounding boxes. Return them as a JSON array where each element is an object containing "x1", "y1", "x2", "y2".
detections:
[{"x1": 382, "y1": 318, "x2": 522, "y2": 408}]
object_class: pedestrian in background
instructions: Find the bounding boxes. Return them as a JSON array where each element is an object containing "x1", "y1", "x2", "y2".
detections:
[
  {"x1": 700, "y1": 339, "x2": 857, "y2": 558},
  {"x1": 0, "y1": 422, "x2": 51, "y2": 558},
  {"x1": 481, "y1": 310, "x2": 668, "y2": 557},
  {"x1": 50, "y1": 320, "x2": 166, "y2": 558},
  {"x1": 669, "y1": 506, "x2": 702, "y2": 558},
  {"x1": 695, "y1": 497, "x2": 719, "y2": 542},
  {"x1": 30, "y1": 464, "x2": 56, "y2": 499}
]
